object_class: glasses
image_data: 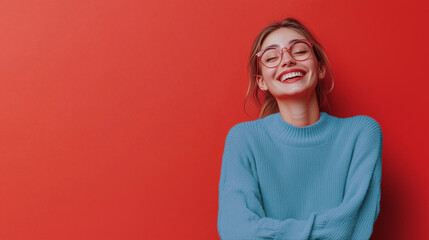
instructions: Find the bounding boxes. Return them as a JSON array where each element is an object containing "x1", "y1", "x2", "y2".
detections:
[{"x1": 256, "y1": 39, "x2": 314, "y2": 68}]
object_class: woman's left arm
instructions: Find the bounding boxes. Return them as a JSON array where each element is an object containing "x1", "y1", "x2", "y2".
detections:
[{"x1": 310, "y1": 116, "x2": 383, "y2": 239}]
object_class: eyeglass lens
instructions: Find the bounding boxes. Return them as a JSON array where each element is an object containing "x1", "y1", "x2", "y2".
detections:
[{"x1": 260, "y1": 42, "x2": 311, "y2": 68}]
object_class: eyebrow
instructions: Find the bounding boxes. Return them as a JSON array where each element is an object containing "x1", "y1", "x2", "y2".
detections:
[{"x1": 265, "y1": 39, "x2": 301, "y2": 48}]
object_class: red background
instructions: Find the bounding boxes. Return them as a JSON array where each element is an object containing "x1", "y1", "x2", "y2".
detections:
[{"x1": 1, "y1": 0, "x2": 428, "y2": 239}]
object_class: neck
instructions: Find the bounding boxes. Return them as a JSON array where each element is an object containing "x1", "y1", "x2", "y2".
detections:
[{"x1": 276, "y1": 90, "x2": 320, "y2": 127}]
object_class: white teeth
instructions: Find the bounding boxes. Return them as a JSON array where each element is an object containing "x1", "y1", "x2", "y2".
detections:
[{"x1": 280, "y1": 71, "x2": 303, "y2": 81}]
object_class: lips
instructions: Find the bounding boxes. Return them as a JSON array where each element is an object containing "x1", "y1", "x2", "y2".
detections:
[{"x1": 277, "y1": 69, "x2": 307, "y2": 82}]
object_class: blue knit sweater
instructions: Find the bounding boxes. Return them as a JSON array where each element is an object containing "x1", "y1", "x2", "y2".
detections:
[{"x1": 217, "y1": 112, "x2": 382, "y2": 240}]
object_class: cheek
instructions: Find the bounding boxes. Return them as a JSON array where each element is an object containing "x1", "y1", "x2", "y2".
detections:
[
  {"x1": 308, "y1": 57, "x2": 320, "y2": 72},
  {"x1": 261, "y1": 68, "x2": 277, "y2": 79}
]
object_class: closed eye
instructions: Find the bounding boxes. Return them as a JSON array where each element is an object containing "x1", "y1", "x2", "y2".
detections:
[
  {"x1": 293, "y1": 50, "x2": 308, "y2": 54},
  {"x1": 267, "y1": 57, "x2": 279, "y2": 62}
]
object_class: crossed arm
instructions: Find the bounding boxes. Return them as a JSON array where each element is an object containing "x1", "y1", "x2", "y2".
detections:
[{"x1": 217, "y1": 123, "x2": 382, "y2": 240}]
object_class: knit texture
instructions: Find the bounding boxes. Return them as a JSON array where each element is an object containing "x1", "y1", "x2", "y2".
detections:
[{"x1": 217, "y1": 112, "x2": 383, "y2": 240}]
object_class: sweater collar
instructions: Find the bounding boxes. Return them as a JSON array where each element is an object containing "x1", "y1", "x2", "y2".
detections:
[{"x1": 262, "y1": 112, "x2": 335, "y2": 147}]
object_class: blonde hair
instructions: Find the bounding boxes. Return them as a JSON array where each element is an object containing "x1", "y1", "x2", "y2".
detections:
[{"x1": 244, "y1": 18, "x2": 334, "y2": 118}]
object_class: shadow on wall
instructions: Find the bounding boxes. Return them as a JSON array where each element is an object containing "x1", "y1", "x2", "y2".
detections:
[{"x1": 371, "y1": 150, "x2": 403, "y2": 240}]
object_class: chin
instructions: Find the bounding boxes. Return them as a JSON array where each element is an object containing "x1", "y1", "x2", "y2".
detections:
[{"x1": 273, "y1": 87, "x2": 316, "y2": 99}]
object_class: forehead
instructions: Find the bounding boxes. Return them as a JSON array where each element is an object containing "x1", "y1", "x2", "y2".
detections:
[{"x1": 261, "y1": 27, "x2": 306, "y2": 49}]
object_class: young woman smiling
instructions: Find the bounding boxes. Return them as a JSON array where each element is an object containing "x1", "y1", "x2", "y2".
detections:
[{"x1": 217, "y1": 18, "x2": 382, "y2": 240}]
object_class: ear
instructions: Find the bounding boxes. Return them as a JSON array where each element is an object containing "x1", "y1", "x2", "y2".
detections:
[
  {"x1": 319, "y1": 64, "x2": 326, "y2": 79},
  {"x1": 256, "y1": 75, "x2": 268, "y2": 91}
]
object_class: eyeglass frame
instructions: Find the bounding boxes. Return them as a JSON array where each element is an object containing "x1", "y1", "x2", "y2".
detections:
[{"x1": 256, "y1": 39, "x2": 314, "y2": 69}]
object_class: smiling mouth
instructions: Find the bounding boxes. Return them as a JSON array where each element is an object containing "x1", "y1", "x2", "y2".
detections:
[{"x1": 279, "y1": 71, "x2": 304, "y2": 82}]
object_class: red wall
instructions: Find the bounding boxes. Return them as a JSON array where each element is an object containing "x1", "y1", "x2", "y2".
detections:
[{"x1": 1, "y1": 0, "x2": 428, "y2": 239}]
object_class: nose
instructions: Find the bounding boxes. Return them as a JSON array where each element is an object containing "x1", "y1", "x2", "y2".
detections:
[{"x1": 280, "y1": 48, "x2": 296, "y2": 67}]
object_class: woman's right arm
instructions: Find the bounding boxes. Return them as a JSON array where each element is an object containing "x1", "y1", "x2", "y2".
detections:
[{"x1": 217, "y1": 125, "x2": 318, "y2": 240}]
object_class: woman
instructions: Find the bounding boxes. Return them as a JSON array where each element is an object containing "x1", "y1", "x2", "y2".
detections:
[{"x1": 217, "y1": 18, "x2": 382, "y2": 240}]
